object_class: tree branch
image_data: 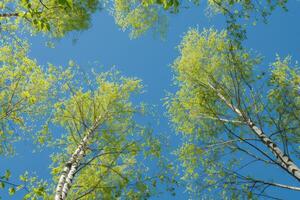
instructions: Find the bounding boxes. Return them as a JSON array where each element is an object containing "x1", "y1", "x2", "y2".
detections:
[
  {"x1": 208, "y1": 82, "x2": 300, "y2": 182},
  {"x1": 0, "y1": 13, "x2": 19, "y2": 18}
]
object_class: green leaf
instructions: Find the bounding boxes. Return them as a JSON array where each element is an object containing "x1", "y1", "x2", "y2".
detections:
[
  {"x1": 8, "y1": 187, "x2": 15, "y2": 195},
  {"x1": 16, "y1": 184, "x2": 24, "y2": 191},
  {"x1": 23, "y1": 193, "x2": 31, "y2": 200},
  {"x1": 4, "y1": 170, "x2": 11, "y2": 181}
]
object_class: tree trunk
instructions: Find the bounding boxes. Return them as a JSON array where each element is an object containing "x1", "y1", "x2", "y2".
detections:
[
  {"x1": 208, "y1": 83, "x2": 300, "y2": 182},
  {"x1": 54, "y1": 116, "x2": 103, "y2": 200}
]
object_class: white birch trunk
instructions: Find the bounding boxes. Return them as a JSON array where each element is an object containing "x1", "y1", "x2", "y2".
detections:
[
  {"x1": 208, "y1": 83, "x2": 300, "y2": 181},
  {"x1": 54, "y1": 116, "x2": 103, "y2": 200}
]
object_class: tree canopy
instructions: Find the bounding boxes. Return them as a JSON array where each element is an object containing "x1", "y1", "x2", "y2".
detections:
[
  {"x1": 0, "y1": 43, "x2": 175, "y2": 199},
  {"x1": 1, "y1": 0, "x2": 288, "y2": 40},
  {"x1": 166, "y1": 28, "x2": 300, "y2": 198},
  {"x1": 0, "y1": 0, "x2": 102, "y2": 37},
  {"x1": 0, "y1": 36, "x2": 55, "y2": 155},
  {"x1": 0, "y1": 0, "x2": 299, "y2": 199}
]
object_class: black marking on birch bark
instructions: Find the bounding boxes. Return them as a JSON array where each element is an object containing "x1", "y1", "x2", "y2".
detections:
[
  {"x1": 66, "y1": 162, "x2": 72, "y2": 168},
  {"x1": 249, "y1": 124, "x2": 300, "y2": 181},
  {"x1": 55, "y1": 116, "x2": 104, "y2": 200},
  {"x1": 207, "y1": 83, "x2": 300, "y2": 182},
  {"x1": 0, "y1": 13, "x2": 19, "y2": 17},
  {"x1": 283, "y1": 154, "x2": 292, "y2": 163}
]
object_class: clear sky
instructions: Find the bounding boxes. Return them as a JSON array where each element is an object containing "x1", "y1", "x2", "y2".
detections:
[{"x1": 1, "y1": 1, "x2": 300, "y2": 199}]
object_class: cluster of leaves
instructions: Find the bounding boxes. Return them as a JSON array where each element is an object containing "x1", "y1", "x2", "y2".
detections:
[
  {"x1": 1, "y1": 0, "x2": 299, "y2": 199},
  {"x1": 0, "y1": 0, "x2": 102, "y2": 37},
  {"x1": 1, "y1": 0, "x2": 288, "y2": 41},
  {"x1": 112, "y1": 0, "x2": 167, "y2": 38},
  {"x1": 111, "y1": 0, "x2": 288, "y2": 43},
  {"x1": 166, "y1": 27, "x2": 300, "y2": 198},
  {"x1": 165, "y1": 28, "x2": 257, "y2": 198},
  {"x1": 0, "y1": 170, "x2": 49, "y2": 200},
  {"x1": 49, "y1": 70, "x2": 163, "y2": 199},
  {"x1": 207, "y1": 0, "x2": 288, "y2": 46},
  {"x1": 267, "y1": 57, "x2": 300, "y2": 155},
  {"x1": 0, "y1": 48, "x2": 176, "y2": 199},
  {"x1": 0, "y1": 36, "x2": 56, "y2": 155}
]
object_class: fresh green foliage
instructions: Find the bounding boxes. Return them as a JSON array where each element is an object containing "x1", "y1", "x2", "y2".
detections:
[
  {"x1": 0, "y1": 37, "x2": 55, "y2": 155},
  {"x1": 0, "y1": 0, "x2": 288, "y2": 40},
  {"x1": 268, "y1": 56, "x2": 300, "y2": 148},
  {"x1": 0, "y1": 0, "x2": 298, "y2": 199},
  {"x1": 0, "y1": 0, "x2": 102, "y2": 37},
  {"x1": 0, "y1": 58, "x2": 175, "y2": 199},
  {"x1": 207, "y1": 0, "x2": 288, "y2": 46},
  {"x1": 0, "y1": 170, "x2": 49, "y2": 200},
  {"x1": 112, "y1": 0, "x2": 167, "y2": 38},
  {"x1": 47, "y1": 69, "x2": 174, "y2": 199},
  {"x1": 111, "y1": 0, "x2": 288, "y2": 41},
  {"x1": 166, "y1": 28, "x2": 300, "y2": 198}
]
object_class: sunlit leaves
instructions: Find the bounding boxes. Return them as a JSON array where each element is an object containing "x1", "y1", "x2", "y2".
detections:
[
  {"x1": 206, "y1": 0, "x2": 288, "y2": 45},
  {"x1": 268, "y1": 56, "x2": 300, "y2": 145},
  {"x1": 1, "y1": 0, "x2": 287, "y2": 41},
  {"x1": 0, "y1": 57, "x2": 172, "y2": 199},
  {"x1": 166, "y1": 28, "x2": 257, "y2": 135},
  {"x1": 164, "y1": 22, "x2": 300, "y2": 199},
  {"x1": 44, "y1": 68, "x2": 171, "y2": 199},
  {"x1": 0, "y1": 38, "x2": 55, "y2": 155},
  {"x1": 112, "y1": 0, "x2": 167, "y2": 38},
  {"x1": 111, "y1": 0, "x2": 288, "y2": 41},
  {"x1": 0, "y1": 0, "x2": 102, "y2": 37}
]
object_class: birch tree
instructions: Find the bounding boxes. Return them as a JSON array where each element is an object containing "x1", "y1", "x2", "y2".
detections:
[
  {"x1": 49, "y1": 69, "x2": 172, "y2": 200},
  {"x1": 0, "y1": 64, "x2": 175, "y2": 199},
  {"x1": 166, "y1": 28, "x2": 300, "y2": 199},
  {"x1": 0, "y1": 34, "x2": 65, "y2": 197}
]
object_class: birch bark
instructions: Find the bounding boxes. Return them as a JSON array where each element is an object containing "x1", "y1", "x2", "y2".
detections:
[
  {"x1": 54, "y1": 115, "x2": 104, "y2": 200},
  {"x1": 208, "y1": 83, "x2": 300, "y2": 181}
]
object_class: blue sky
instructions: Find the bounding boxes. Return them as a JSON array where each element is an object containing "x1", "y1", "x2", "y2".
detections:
[{"x1": 1, "y1": 1, "x2": 300, "y2": 199}]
